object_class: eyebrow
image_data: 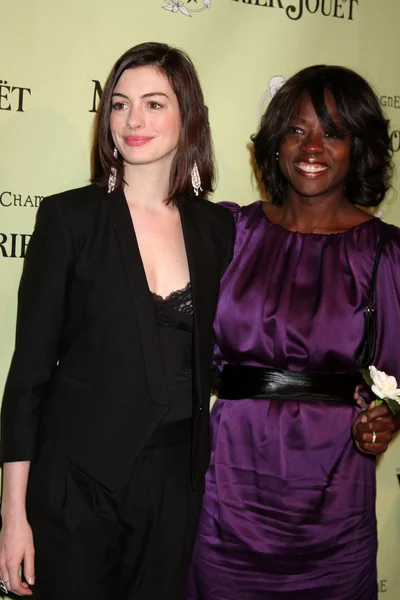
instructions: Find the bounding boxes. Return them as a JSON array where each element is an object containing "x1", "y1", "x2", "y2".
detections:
[{"x1": 111, "y1": 92, "x2": 169, "y2": 99}]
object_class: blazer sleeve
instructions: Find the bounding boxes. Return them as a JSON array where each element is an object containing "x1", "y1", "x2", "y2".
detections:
[
  {"x1": 0, "y1": 196, "x2": 75, "y2": 462},
  {"x1": 209, "y1": 205, "x2": 236, "y2": 392},
  {"x1": 221, "y1": 215, "x2": 235, "y2": 276}
]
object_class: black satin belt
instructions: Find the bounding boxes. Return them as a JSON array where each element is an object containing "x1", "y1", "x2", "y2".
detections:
[{"x1": 219, "y1": 365, "x2": 361, "y2": 405}]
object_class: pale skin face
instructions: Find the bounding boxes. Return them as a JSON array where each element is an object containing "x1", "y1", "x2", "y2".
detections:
[
  {"x1": 110, "y1": 65, "x2": 181, "y2": 174},
  {"x1": 109, "y1": 65, "x2": 188, "y2": 299}
]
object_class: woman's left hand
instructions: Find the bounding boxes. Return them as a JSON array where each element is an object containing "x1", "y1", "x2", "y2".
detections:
[{"x1": 352, "y1": 401, "x2": 397, "y2": 455}]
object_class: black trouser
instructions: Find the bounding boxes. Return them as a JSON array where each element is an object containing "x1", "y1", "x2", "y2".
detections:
[{"x1": 26, "y1": 419, "x2": 203, "y2": 600}]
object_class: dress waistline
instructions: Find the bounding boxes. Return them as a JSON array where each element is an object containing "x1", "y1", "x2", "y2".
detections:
[{"x1": 219, "y1": 365, "x2": 361, "y2": 405}]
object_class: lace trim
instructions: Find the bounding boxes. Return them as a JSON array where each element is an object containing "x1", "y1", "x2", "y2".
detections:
[
  {"x1": 152, "y1": 282, "x2": 193, "y2": 319},
  {"x1": 151, "y1": 281, "x2": 190, "y2": 303}
]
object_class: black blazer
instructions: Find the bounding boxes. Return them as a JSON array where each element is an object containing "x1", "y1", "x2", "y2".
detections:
[{"x1": 0, "y1": 184, "x2": 234, "y2": 490}]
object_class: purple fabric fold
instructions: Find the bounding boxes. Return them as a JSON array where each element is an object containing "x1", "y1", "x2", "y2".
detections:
[{"x1": 184, "y1": 201, "x2": 400, "y2": 600}]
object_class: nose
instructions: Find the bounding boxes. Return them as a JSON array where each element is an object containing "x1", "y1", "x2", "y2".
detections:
[
  {"x1": 300, "y1": 130, "x2": 324, "y2": 155},
  {"x1": 126, "y1": 105, "x2": 144, "y2": 130}
]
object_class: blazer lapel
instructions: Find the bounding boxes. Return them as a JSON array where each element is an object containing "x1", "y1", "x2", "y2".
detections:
[
  {"x1": 179, "y1": 201, "x2": 208, "y2": 410},
  {"x1": 108, "y1": 189, "x2": 170, "y2": 407}
]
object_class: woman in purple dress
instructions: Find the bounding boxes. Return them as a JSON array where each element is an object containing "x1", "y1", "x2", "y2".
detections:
[{"x1": 184, "y1": 66, "x2": 400, "y2": 600}]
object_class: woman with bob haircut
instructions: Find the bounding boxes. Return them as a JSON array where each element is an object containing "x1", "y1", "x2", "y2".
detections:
[
  {"x1": 185, "y1": 65, "x2": 400, "y2": 600},
  {"x1": 0, "y1": 42, "x2": 234, "y2": 600}
]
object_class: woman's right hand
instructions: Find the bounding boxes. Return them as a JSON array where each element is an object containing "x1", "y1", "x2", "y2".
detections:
[{"x1": 0, "y1": 515, "x2": 35, "y2": 596}]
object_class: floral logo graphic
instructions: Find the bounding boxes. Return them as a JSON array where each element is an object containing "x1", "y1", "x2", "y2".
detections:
[
  {"x1": 162, "y1": 0, "x2": 211, "y2": 17},
  {"x1": 257, "y1": 76, "x2": 286, "y2": 126}
]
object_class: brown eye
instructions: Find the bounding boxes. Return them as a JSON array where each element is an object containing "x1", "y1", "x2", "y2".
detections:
[
  {"x1": 111, "y1": 102, "x2": 126, "y2": 111},
  {"x1": 324, "y1": 131, "x2": 347, "y2": 140},
  {"x1": 288, "y1": 126, "x2": 303, "y2": 134}
]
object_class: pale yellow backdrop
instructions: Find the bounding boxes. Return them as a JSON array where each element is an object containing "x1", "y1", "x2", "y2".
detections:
[{"x1": 0, "y1": 0, "x2": 399, "y2": 597}]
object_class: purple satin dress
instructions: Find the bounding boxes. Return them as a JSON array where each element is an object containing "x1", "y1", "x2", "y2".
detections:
[{"x1": 184, "y1": 202, "x2": 400, "y2": 600}]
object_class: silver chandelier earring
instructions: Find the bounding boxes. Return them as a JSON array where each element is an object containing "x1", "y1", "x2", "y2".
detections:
[
  {"x1": 108, "y1": 147, "x2": 118, "y2": 194},
  {"x1": 191, "y1": 162, "x2": 203, "y2": 196}
]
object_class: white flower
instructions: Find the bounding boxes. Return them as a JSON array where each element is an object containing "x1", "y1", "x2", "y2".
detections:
[
  {"x1": 163, "y1": 0, "x2": 191, "y2": 15},
  {"x1": 369, "y1": 366, "x2": 400, "y2": 403}
]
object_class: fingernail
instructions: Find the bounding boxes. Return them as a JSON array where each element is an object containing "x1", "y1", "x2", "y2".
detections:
[
  {"x1": 28, "y1": 577, "x2": 34, "y2": 585},
  {"x1": 361, "y1": 415, "x2": 367, "y2": 423}
]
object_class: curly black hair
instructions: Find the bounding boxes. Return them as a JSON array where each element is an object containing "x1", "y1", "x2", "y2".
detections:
[{"x1": 252, "y1": 65, "x2": 393, "y2": 207}]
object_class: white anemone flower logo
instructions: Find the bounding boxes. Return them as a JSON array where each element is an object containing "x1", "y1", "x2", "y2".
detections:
[
  {"x1": 163, "y1": 0, "x2": 212, "y2": 17},
  {"x1": 257, "y1": 76, "x2": 286, "y2": 126}
]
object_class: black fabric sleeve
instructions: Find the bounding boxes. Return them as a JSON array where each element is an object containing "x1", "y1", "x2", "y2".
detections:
[
  {"x1": 209, "y1": 210, "x2": 235, "y2": 393},
  {"x1": 221, "y1": 211, "x2": 235, "y2": 277},
  {"x1": 0, "y1": 197, "x2": 75, "y2": 462}
]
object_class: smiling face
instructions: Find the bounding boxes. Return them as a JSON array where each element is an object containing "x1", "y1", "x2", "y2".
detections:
[
  {"x1": 278, "y1": 91, "x2": 352, "y2": 203},
  {"x1": 109, "y1": 65, "x2": 181, "y2": 171}
]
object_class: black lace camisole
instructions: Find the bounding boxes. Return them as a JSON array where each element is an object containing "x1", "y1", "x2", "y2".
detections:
[{"x1": 152, "y1": 282, "x2": 193, "y2": 422}]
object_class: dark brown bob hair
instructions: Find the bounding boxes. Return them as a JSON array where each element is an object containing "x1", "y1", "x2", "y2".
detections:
[
  {"x1": 91, "y1": 42, "x2": 214, "y2": 203},
  {"x1": 252, "y1": 65, "x2": 393, "y2": 207}
]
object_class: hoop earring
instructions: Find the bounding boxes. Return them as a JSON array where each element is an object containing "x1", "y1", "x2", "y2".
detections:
[
  {"x1": 191, "y1": 162, "x2": 203, "y2": 197},
  {"x1": 108, "y1": 147, "x2": 118, "y2": 194}
]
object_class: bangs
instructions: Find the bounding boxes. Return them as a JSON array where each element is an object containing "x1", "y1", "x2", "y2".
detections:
[
  {"x1": 252, "y1": 64, "x2": 392, "y2": 207},
  {"x1": 308, "y1": 85, "x2": 351, "y2": 137}
]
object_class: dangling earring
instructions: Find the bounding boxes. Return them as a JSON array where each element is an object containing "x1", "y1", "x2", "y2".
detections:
[
  {"x1": 191, "y1": 162, "x2": 203, "y2": 197},
  {"x1": 108, "y1": 147, "x2": 118, "y2": 194},
  {"x1": 276, "y1": 151, "x2": 279, "y2": 161}
]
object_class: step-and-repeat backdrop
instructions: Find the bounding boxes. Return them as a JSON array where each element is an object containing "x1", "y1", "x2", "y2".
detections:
[{"x1": 1, "y1": 1, "x2": 399, "y2": 597}]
